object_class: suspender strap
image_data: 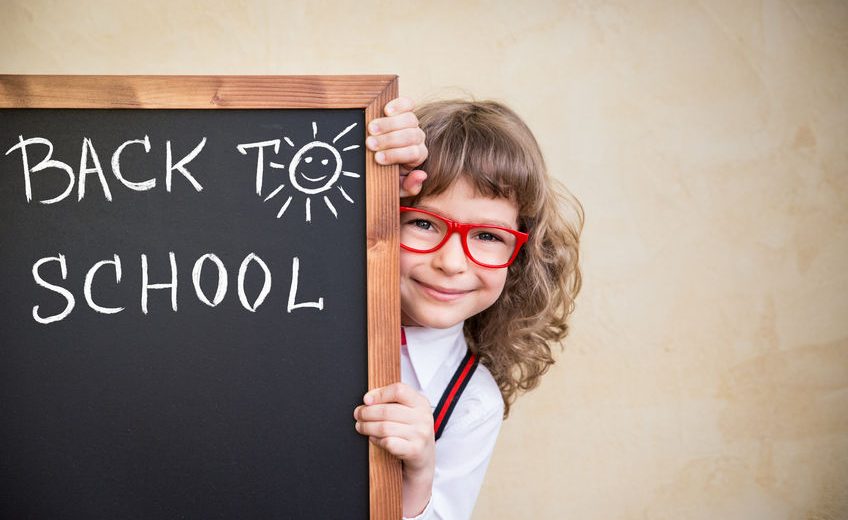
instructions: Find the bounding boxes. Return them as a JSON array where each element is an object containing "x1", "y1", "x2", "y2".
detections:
[
  {"x1": 400, "y1": 328, "x2": 480, "y2": 441},
  {"x1": 433, "y1": 349, "x2": 479, "y2": 441}
]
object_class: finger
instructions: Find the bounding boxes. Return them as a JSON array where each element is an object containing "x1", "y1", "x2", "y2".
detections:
[
  {"x1": 398, "y1": 144, "x2": 428, "y2": 171},
  {"x1": 375, "y1": 144, "x2": 428, "y2": 168},
  {"x1": 355, "y1": 420, "x2": 413, "y2": 440},
  {"x1": 370, "y1": 436, "x2": 414, "y2": 458},
  {"x1": 383, "y1": 96, "x2": 415, "y2": 117},
  {"x1": 368, "y1": 111, "x2": 418, "y2": 136},
  {"x1": 364, "y1": 382, "x2": 427, "y2": 407},
  {"x1": 355, "y1": 403, "x2": 419, "y2": 424},
  {"x1": 400, "y1": 170, "x2": 428, "y2": 198},
  {"x1": 366, "y1": 127, "x2": 425, "y2": 153}
]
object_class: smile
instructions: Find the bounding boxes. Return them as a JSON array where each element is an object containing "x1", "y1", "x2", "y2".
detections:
[
  {"x1": 414, "y1": 279, "x2": 472, "y2": 302},
  {"x1": 300, "y1": 174, "x2": 328, "y2": 182}
]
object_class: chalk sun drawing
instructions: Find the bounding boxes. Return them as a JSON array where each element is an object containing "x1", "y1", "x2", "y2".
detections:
[{"x1": 262, "y1": 121, "x2": 360, "y2": 223}]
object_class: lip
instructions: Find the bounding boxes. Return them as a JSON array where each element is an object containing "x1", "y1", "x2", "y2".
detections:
[{"x1": 414, "y1": 279, "x2": 472, "y2": 302}]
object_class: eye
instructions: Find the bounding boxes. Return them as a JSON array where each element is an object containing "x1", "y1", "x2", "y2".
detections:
[
  {"x1": 401, "y1": 216, "x2": 441, "y2": 233},
  {"x1": 321, "y1": 159, "x2": 329, "y2": 165},
  {"x1": 470, "y1": 228, "x2": 511, "y2": 244},
  {"x1": 476, "y1": 231, "x2": 503, "y2": 242},
  {"x1": 305, "y1": 156, "x2": 313, "y2": 163},
  {"x1": 410, "y1": 218, "x2": 435, "y2": 231}
]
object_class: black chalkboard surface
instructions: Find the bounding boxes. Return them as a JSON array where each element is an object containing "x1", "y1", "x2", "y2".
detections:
[{"x1": 0, "y1": 76, "x2": 402, "y2": 520}]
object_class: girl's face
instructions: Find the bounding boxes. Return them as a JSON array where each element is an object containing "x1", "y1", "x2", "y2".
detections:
[{"x1": 400, "y1": 178, "x2": 519, "y2": 329}]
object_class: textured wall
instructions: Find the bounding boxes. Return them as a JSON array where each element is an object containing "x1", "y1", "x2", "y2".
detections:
[{"x1": 2, "y1": 1, "x2": 846, "y2": 518}]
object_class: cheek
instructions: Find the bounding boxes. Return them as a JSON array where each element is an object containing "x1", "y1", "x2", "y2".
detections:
[
  {"x1": 399, "y1": 250, "x2": 417, "y2": 278},
  {"x1": 481, "y1": 269, "x2": 509, "y2": 300}
]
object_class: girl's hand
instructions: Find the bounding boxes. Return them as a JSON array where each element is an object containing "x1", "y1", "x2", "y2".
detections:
[
  {"x1": 366, "y1": 97, "x2": 428, "y2": 197},
  {"x1": 354, "y1": 382, "x2": 435, "y2": 477}
]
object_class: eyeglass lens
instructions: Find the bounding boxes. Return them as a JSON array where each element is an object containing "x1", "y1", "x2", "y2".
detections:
[{"x1": 400, "y1": 210, "x2": 518, "y2": 266}]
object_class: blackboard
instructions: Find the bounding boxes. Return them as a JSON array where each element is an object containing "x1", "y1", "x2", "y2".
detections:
[{"x1": 0, "y1": 76, "x2": 401, "y2": 519}]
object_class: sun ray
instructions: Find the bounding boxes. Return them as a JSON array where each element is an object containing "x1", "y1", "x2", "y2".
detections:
[
  {"x1": 264, "y1": 183, "x2": 286, "y2": 202},
  {"x1": 342, "y1": 145, "x2": 359, "y2": 151},
  {"x1": 338, "y1": 186, "x2": 354, "y2": 203},
  {"x1": 269, "y1": 162, "x2": 286, "y2": 169},
  {"x1": 276, "y1": 196, "x2": 293, "y2": 218},
  {"x1": 305, "y1": 197, "x2": 312, "y2": 222},
  {"x1": 333, "y1": 122, "x2": 357, "y2": 144},
  {"x1": 324, "y1": 196, "x2": 338, "y2": 218},
  {"x1": 284, "y1": 136, "x2": 295, "y2": 148},
  {"x1": 342, "y1": 171, "x2": 360, "y2": 178},
  {"x1": 312, "y1": 122, "x2": 318, "y2": 139}
]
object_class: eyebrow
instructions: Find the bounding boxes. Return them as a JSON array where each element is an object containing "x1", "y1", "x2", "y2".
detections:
[{"x1": 414, "y1": 204, "x2": 518, "y2": 229}]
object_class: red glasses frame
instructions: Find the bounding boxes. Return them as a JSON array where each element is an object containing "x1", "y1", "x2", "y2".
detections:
[{"x1": 399, "y1": 206, "x2": 529, "y2": 268}]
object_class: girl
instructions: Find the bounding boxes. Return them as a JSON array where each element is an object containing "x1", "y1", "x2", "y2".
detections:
[{"x1": 361, "y1": 99, "x2": 583, "y2": 519}]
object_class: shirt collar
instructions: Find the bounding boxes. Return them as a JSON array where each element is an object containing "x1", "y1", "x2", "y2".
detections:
[{"x1": 403, "y1": 322, "x2": 465, "y2": 391}]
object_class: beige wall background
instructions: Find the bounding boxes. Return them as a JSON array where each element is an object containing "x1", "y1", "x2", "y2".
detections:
[{"x1": 2, "y1": 1, "x2": 846, "y2": 518}]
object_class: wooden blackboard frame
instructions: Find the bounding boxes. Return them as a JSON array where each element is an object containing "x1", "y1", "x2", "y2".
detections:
[{"x1": 0, "y1": 75, "x2": 402, "y2": 519}]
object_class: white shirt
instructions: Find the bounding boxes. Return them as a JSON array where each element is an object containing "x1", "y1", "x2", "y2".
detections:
[{"x1": 401, "y1": 323, "x2": 504, "y2": 520}]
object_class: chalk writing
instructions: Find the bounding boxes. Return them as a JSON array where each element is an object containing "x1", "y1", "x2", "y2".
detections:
[
  {"x1": 237, "y1": 121, "x2": 361, "y2": 223},
  {"x1": 5, "y1": 135, "x2": 207, "y2": 203},
  {"x1": 4, "y1": 121, "x2": 361, "y2": 324},
  {"x1": 30, "y1": 253, "x2": 323, "y2": 324}
]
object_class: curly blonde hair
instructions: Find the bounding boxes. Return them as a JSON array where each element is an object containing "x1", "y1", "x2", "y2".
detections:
[{"x1": 405, "y1": 100, "x2": 584, "y2": 418}]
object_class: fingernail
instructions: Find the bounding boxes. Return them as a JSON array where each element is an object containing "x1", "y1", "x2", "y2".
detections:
[
  {"x1": 369, "y1": 122, "x2": 380, "y2": 134},
  {"x1": 385, "y1": 105, "x2": 395, "y2": 115},
  {"x1": 355, "y1": 422, "x2": 361, "y2": 431},
  {"x1": 364, "y1": 394, "x2": 374, "y2": 405},
  {"x1": 375, "y1": 152, "x2": 386, "y2": 164},
  {"x1": 366, "y1": 136, "x2": 378, "y2": 150}
]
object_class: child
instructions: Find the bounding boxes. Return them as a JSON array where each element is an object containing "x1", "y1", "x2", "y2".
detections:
[{"x1": 360, "y1": 99, "x2": 583, "y2": 519}]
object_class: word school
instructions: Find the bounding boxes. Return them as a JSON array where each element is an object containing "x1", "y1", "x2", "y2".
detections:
[{"x1": 31, "y1": 253, "x2": 324, "y2": 325}]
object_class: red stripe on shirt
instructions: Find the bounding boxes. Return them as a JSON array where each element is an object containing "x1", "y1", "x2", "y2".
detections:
[{"x1": 433, "y1": 352, "x2": 477, "y2": 434}]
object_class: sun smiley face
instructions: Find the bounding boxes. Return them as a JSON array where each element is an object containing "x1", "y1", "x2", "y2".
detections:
[
  {"x1": 289, "y1": 141, "x2": 342, "y2": 194},
  {"x1": 255, "y1": 120, "x2": 362, "y2": 223}
]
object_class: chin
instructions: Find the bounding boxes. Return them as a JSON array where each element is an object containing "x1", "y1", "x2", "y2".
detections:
[{"x1": 404, "y1": 311, "x2": 466, "y2": 330}]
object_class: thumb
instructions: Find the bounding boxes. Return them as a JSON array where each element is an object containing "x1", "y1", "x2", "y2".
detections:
[{"x1": 400, "y1": 169, "x2": 427, "y2": 198}]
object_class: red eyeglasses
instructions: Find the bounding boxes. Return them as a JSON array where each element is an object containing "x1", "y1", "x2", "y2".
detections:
[{"x1": 399, "y1": 206, "x2": 529, "y2": 268}]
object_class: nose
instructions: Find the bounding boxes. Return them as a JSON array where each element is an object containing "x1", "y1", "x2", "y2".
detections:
[{"x1": 432, "y1": 232, "x2": 468, "y2": 274}]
